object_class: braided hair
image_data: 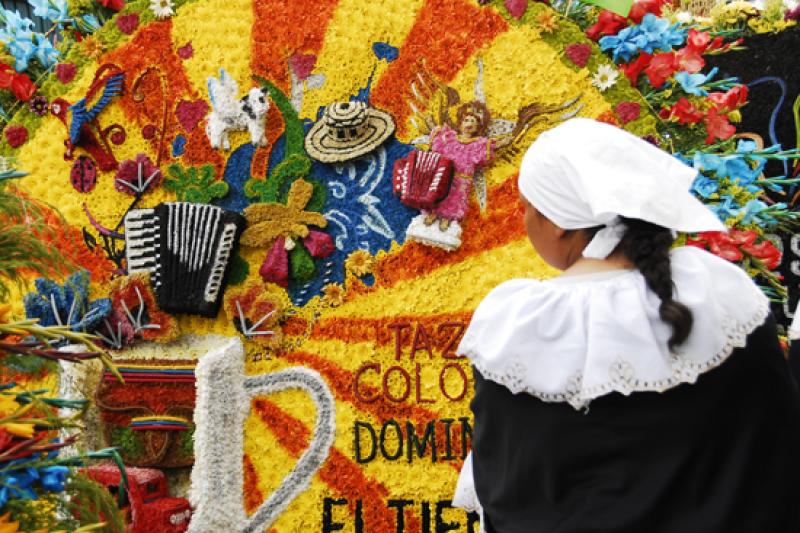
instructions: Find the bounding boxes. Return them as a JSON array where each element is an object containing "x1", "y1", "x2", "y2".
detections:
[{"x1": 617, "y1": 217, "x2": 693, "y2": 351}]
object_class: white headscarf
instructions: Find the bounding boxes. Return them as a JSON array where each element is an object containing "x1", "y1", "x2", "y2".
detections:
[{"x1": 518, "y1": 118, "x2": 726, "y2": 258}]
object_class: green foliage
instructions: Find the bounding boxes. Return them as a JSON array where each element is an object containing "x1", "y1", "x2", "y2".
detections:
[
  {"x1": 289, "y1": 244, "x2": 316, "y2": 282},
  {"x1": 0, "y1": 177, "x2": 68, "y2": 302},
  {"x1": 227, "y1": 254, "x2": 249, "y2": 286},
  {"x1": 763, "y1": 0, "x2": 785, "y2": 21},
  {"x1": 0, "y1": 351, "x2": 54, "y2": 374},
  {"x1": 109, "y1": 426, "x2": 144, "y2": 460},
  {"x1": 177, "y1": 426, "x2": 195, "y2": 458},
  {"x1": 63, "y1": 473, "x2": 127, "y2": 532},
  {"x1": 164, "y1": 164, "x2": 229, "y2": 204}
]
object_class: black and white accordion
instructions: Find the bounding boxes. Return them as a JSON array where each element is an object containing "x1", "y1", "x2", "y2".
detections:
[{"x1": 124, "y1": 202, "x2": 246, "y2": 317}]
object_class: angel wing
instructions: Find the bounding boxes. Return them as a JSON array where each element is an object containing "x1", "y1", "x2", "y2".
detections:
[
  {"x1": 207, "y1": 68, "x2": 239, "y2": 110},
  {"x1": 492, "y1": 95, "x2": 584, "y2": 163},
  {"x1": 406, "y1": 60, "x2": 460, "y2": 139}
]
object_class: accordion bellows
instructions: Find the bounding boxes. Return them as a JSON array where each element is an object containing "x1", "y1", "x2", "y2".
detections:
[
  {"x1": 124, "y1": 202, "x2": 246, "y2": 317},
  {"x1": 392, "y1": 150, "x2": 454, "y2": 210}
]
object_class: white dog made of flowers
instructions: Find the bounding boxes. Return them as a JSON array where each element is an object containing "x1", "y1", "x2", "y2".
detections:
[{"x1": 206, "y1": 68, "x2": 270, "y2": 151}]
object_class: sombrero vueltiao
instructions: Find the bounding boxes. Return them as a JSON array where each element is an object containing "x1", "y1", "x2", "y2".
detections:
[{"x1": 305, "y1": 101, "x2": 395, "y2": 163}]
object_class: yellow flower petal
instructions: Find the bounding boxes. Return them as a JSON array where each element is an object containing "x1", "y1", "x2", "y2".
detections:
[{"x1": 1, "y1": 422, "x2": 35, "y2": 439}]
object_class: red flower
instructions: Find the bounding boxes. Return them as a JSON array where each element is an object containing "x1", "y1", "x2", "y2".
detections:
[
  {"x1": 586, "y1": 10, "x2": 627, "y2": 40},
  {"x1": 114, "y1": 153, "x2": 163, "y2": 195},
  {"x1": 115, "y1": 13, "x2": 139, "y2": 34},
  {"x1": 742, "y1": 240, "x2": 782, "y2": 270},
  {"x1": 645, "y1": 52, "x2": 677, "y2": 88},
  {"x1": 5, "y1": 125, "x2": 28, "y2": 148},
  {"x1": 676, "y1": 46, "x2": 704, "y2": 73},
  {"x1": 615, "y1": 101, "x2": 640, "y2": 124},
  {"x1": 686, "y1": 29, "x2": 711, "y2": 51},
  {"x1": 708, "y1": 85, "x2": 748, "y2": 114},
  {"x1": 565, "y1": 43, "x2": 591, "y2": 68},
  {"x1": 704, "y1": 107, "x2": 736, "y2": 144},
  {"x1": 55, "y1": 63, "x2": 77, "y2": 84},
  {"x1": 12, "y1": 75, "x2": 35, "y2": 101},
  {"x1": 0, "y1": 65, "x2": 36, "y2": 101},
  {"x1": 696, "y1": 231, "x2": 743, "y2": 262},
  {"x1": 620, "y1": 52, "x2": 651, "y2": 85},
  {"x1": 97, "y1": 0, "x2": 125, "y2": 10},
  {"x1": 727, "y1": 229, "x2": 757, "y2": 246},
  {"x1": 662, "y1": 97, "x2": 704, "y2": 125},
  {"x1": 628, "y1": 0, "x2": 667, "y2": 23}
]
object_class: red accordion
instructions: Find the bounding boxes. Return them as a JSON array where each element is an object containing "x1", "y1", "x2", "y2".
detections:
[{"x1": 392, "y1": 150, "x2": 454, "y2": 210}]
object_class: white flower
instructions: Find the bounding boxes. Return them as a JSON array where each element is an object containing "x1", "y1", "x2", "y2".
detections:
[
  {"x1": 149, "y1": 0, "x2": 175, "y2": 18},
  {"x1": 592, "y1": 64, "x2": 619, "y2": 92},
  {"x1": 675, "y1": 10, "x2": 693, "y2": 23}
]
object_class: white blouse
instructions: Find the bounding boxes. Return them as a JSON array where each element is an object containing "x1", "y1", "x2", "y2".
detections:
[{"x1": 458, "y1": 245, "x2": 770, "y2": 410}]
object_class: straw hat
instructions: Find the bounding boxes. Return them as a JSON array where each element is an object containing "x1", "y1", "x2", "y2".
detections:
[{"x1": 305, "y1": 101, "x2": 395, "y2": 163}]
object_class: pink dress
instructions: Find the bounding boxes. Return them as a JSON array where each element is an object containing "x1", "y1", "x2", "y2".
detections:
[{"x1": 428, "y1": 125, "x2": 494, "y2": 221}]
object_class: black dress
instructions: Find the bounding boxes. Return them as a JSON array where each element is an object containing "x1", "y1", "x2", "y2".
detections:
[{"x1": 471, "y1": 315, "x2": 800, "y2": 533}]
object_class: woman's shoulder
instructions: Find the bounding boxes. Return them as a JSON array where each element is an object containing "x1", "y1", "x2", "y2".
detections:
[{"x1": 458, "y1": 247, "x2": 771, "y2": 410}]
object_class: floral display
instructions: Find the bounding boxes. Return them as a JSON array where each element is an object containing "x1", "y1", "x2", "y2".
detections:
[{"x1": 0, "y1": 0, "x2": 798, "y2": 530}]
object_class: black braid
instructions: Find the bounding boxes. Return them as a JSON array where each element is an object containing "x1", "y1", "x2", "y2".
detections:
[{"x1": 617, "y1": 217, "x2": 693, "y2": 351}]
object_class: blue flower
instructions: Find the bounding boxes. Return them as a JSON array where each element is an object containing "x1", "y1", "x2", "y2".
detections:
[
  {"x1": 39, "y1": 465, "x2": 69, "y2": 492},
  {"x1": 691, "y1": 176, "x2": 718, "y2": 198},
  {"x1": 692, "y1": 151, "x2": 723, "y2": 174},
  {"x1": 709, "y1": 195, "x2": 740, "y2": 221},
  {"x1": 740, "y1": 199, "x2": 769, "y2": 225},
  {"x1": 28, "y1": 0, "x2": 51, "y2": 19},
  {"x1": 0, "y1": 9, "x2": 35, "y2": 40},
  {"x1": 34, "y1": 37, "x2": 59, "y2": 69},
  {"x1": 24, "y1": 270, "x2": 111, "y2": 333},
  {"x1": 637, "y1": 14, "x2": 670, "y2": 53},
  {"x1": 719, "y1": 156, "x2": 762, "y2": 186},
  {"x1": 6, "y1": 37, "x2": 35, "y2": 72},
  {"x1": 736, "y1": 139, "x2": 758, "y2": 154},
  {"x1": 658, "y1": 22, "x2": 686, "y2": 51},
  {"x1": 675, "y1": 67, "x2": 718, "y2": 97},
  {"x1": 599, "y1": 26, "x2": 647, "y2": 63},
  {"x1": 1, "y1": 466, "x2": 39, "y2": 501}
]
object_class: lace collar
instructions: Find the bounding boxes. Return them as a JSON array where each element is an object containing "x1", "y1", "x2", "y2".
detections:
[{"x1": 458, "y1": 246, "x2": 770, "y2": 410}]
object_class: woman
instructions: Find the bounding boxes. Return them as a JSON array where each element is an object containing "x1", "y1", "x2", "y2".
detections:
[{"x1": 453, "y1": 118, "x2": 800, "y2": 532}]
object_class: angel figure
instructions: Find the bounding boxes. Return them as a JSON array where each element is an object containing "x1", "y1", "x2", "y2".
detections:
[{"x1": 402, "y1": 60, "x2": 582, "y2": 251}]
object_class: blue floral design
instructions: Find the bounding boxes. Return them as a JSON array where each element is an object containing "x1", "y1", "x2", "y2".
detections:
[
  {"x1": 691, "y1": 176, "x2": 718, "y2": 198},
  {"x1": 599, "y1": 25, "x2": 647, "y2": 63},
  {"x1": 39, "y1": 465, "x2": 69, "y2": 492},
  {"x1": 285, "y1": 138, "x2": 416, "y2": 305},
  {"x1": 28, "y1": 0, "x2": 68, "y2": 23},
  {"x1": 23, "y1": 270, "x2": 111, "y2": 333},
  {"x1": 5, "y1": 37, "x2": 35, "y2": 72},
  {"x1": 708, "y1": 195, "x2": 740, "y2": 222},
  {"x1": 0, "y1": 460, "x2": 71, "y2": 509},
  {"x1": 34, "y1": 38, "x2": 59, "y2": 69},
  {"x1": 675, "y1": 67, "x2": 718, "y2": 97}
]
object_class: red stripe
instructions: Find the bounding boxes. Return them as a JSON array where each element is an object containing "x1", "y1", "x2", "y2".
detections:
[
  {"x1": 252, "y1": 399, "x2": 419, "y2": 532},
  {"x1": 250, "y1": 0, "x2": 340, "y2": 92},
  {"x1": 370, "y1": 0, "x2": 507, "y2": 136}
]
